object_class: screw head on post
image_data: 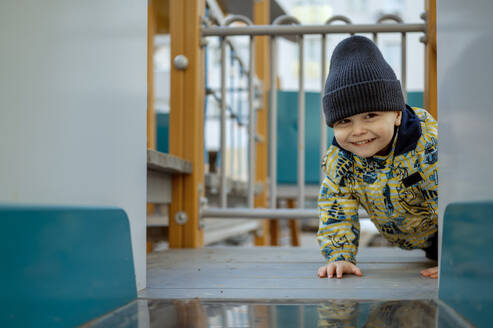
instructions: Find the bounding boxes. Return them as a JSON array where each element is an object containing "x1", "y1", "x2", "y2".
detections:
[
  {"x1": 174, "y1": 211, "x2": 188, "y2": 225},
  {"x1": 174, "y1": 55, "x2": 189, "y2": 70}
]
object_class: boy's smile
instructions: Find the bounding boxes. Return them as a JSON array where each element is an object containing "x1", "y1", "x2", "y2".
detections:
[{"x1": 333, "y1": 111, "x2": 402, "y2": 158}]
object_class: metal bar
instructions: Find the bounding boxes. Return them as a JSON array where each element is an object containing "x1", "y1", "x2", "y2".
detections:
[
  {"x1": 202, "y1": 23, "x2": 425, "y2": 37},
  {"x1": 220, "y1": 36, "x2": 227, "y2": 208},
  {"x1": 229, "y1": 50, "x2": 235, "y2": 181},
  {"x1": 248, "y1": 35, "x2": 255, "y2": 208},
  {"x1": 320, "y1": 34, "x2": 327, "y2": 184},
  {"x1": 298, "y1": 35, "x2": 305, "y2": 209},
  {"x1": 269, "y1": 36, "x2": 277, "y2": 209},
  {"x1": 402, "y1": 33, "x2": 407, "y2": 101},
  {"x1": 201, "y1": 207, "x2": 369, "y2": 219}
]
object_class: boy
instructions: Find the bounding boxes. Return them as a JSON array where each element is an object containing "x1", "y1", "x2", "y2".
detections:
[{"x1": 316, "y1": 36, "x2": 438, "y2": 279}]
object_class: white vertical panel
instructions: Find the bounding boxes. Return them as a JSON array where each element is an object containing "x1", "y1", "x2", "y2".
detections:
[
  {"x1": 0, "y1": 1, "x2": 147, "y2": 289},
  {"x1": 437, "y1": 1, "x2": 493, "y2": 242}
]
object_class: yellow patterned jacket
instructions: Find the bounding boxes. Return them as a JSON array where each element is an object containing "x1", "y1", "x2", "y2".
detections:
[{"x1": 317, "y1": 106, "x2": 438, "y2": 264}]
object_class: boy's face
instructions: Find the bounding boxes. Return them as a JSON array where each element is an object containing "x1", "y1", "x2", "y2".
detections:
[{"x1": 333, "y1": 111, "x2": 402, "y2": 158}]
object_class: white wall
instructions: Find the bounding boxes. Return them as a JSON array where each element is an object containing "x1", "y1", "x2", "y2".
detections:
[
  {"x1": 437, "y1": 0, "x2": 493, "y2": 247},
  {"x1": 0, "y1": 1, "x2": 147, "y2": 290}
]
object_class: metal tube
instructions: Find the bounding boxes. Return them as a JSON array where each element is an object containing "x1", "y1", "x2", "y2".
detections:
[
  {"x1": 220, "y1": 36, "x2": 227, "y2": 208},
  {"x1": 269, "y1": 36, "x2": 277, "y2": 209},
  {"x1": 248, "y1": 36, "x2": 255, "y2": 208},
  {"x1": 201, "y1": 207, "x2": 370, "y2": 219},
  {"x1": 229, "y1": 51, "x2": 235, "y2": 182},
  {"x1": 320, "y1": 34, "x2": 327, "y2": 183},
  {"x1": 202, "y1": 23, "x2": 425, "y2": 37},
  {"x1": 298, "y1": 35, "x2": 305, "y2": 209},
  {"x1": 402, "y1": 33, "x2": 407, "y2": 101}
]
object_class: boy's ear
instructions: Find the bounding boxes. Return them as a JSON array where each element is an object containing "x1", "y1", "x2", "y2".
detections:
[{"x1": 395, "y1": 111, "x2": 402, "y2": 126}]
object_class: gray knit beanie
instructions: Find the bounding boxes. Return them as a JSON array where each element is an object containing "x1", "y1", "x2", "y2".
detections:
[{"x1": 323, "y1": 35, "x2": 405, "y2": 127}]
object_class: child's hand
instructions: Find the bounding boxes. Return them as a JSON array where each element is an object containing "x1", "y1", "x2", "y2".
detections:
[
  {"x1": 317, "y1": 261, "x2": 363, "y2": 279},
  {"x1": 420, "y1": 266, "x2": 438, "y2": 279}
]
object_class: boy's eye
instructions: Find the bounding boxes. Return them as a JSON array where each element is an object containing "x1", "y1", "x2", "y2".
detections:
[
  {"x1": 336, "y1": 118, "x2": 350, "y2": 125},
  {"x1": 364, "y1": 113, "x2": 378, "y2": 119}
]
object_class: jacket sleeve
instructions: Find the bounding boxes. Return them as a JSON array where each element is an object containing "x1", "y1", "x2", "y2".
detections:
[
  {"x1": 417, "y1": 109, "x2": 439, "y2": 218},
  {"x1": 317, "y1": 153, "x2": 360, "y2": 264}
]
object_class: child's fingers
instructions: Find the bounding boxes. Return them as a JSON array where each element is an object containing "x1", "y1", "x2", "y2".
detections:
[
  {"x1": 328, "y1": 264, "x2": 336, "y2": 278},
  {"x1": 421, "y1": 266, "x2": 438, "y2": 277},
  {"x1": 336, "y1": 264, "x2": 344, "y2": 278},
  {"x1": 318, "y1": 266, "x2": 327, "y2": 278},
  {"x1": 352, "y1": 265, "x2": 362, "y2": 276}
]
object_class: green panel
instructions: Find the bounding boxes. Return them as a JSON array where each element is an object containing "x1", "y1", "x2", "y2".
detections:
[
  {"x1": 156, "y1": 112, "x2": 169, "y2": 153},
  {"x1": 0, "y1": 205, "x2": 137, "y2": 328},
  {"x1": 439, "y1": 201, "x2": 493, "y2": 328},
  {"x1": 276, "y1": 91, "x2": 333, "y2": 185},
  {"x1": 407, "y1": 91, "x2": 423, "y2": 108}
]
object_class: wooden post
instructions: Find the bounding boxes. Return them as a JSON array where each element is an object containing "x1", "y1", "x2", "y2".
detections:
[
  {"x1": 147, "y1": 0, "x2": 156, "y2": 150},
  {"x1": 424, "y1": 0, "x2": 437, "y2": 119},
  {"x1": 288, "y1": 199, "x2": 300, "y2": 246},
  {"x1": 253, "y1": 0, "x2": 271, "y2": 246},
  {"x1": 169, "y1": 0, "x2": 205, "y2": 248},
  {"x1": 269, "y1": 220, "x2": 280, "y2": 246},
  {"x1": 147, "y1": 0, "x2": 157, "y2": 253}
]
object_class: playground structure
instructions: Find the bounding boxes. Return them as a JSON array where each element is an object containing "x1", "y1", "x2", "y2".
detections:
[{"x1": 2, "y1": 0, "x2": 492, "y2": 327}]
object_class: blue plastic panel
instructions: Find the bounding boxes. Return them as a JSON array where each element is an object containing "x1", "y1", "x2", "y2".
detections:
[
  {"x1": 156, "y1": 113, "x2": 169, "y2": 154},
  {"x1": 276, "y1": 91, "x2": 333, "y2": 185},
  {"x1": 0, "y1": 206, "x2": 137, "y2": 328},
  {"x1": 440, "y1": 202, "x2": 493, "y2": 327}
]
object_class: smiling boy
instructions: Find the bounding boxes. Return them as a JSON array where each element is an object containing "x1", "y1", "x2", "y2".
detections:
[{"x1": 317, "y1": 36, "x2": 438, "y2": 279}]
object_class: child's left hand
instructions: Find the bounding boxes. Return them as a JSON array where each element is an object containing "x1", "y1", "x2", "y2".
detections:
[{"x1": 420, "y1": 266, "x2": 438, "y2": 279}]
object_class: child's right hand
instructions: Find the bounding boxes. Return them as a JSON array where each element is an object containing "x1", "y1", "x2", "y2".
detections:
[{"x1": 317, "y1": 261, "x2": 363, "y2": 279}]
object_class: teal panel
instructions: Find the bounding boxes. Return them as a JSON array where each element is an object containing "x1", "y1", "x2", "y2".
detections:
[
  {"x1": 276, "y1": 304, "x2": 318, "y2": 327},
  {"x1": 276, "y1": 91, "x2": 334, "y2": 185},
  {"x1": 439, "y1": 201, "x2": 493, "y2": 327},
  {"x1": 407, "y1": 91, "x2": 423, "y2": 108},
  {"x1": 156, "y1": 112, "x2": 169, "y2": 153},
  {"x1": 0, "y1": 205, "x2": 137, "y2": 328}
]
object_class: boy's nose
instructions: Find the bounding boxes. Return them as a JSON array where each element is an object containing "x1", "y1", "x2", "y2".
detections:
[{"x1": 351, "y1": 122, "x2": 367, "y2": 136}]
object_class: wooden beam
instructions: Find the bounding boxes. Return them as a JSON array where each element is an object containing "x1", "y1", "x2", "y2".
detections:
[
  {"x1": 253, "y1": 0, "x2": 271, "y2": 246},
  {"x1": 169, "y1": 0, "x2": 205, "y2": 248},
  {"x1": 269, "y1": 220, "x2": 280, "y2": 246},
  {"x1": 147, "y1": 1, "x2": 158, "y2": 232},
  {"x1": 155, "y1": 0, "x2": 170, "y2": 34},
  {"x1": 424, "y1": 0, "x2": 437, "y2": 120},
  {"x1": 288, "y1": 199, "x2": 300, "y2": 246},
  {"x1": 147, "y1": 0, "x2": 156, "y2": 149}
]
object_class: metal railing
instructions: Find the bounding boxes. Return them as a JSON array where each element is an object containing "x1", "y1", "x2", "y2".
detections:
[{"x1": 201, "y1": 14, "x2": 426, "y2": 221}]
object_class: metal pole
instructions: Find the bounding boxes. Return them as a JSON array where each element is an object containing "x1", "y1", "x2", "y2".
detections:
[
  {"x1": 376, "y1": 15, "x2": 407, "y2": 102},
  {"x1": 201, "y1": 207, "x2": 370, "y2": 219},
  {"x1": 298, "y1": 35, "x2": 305, "y2": 209},
  {"x1": 269, "y1": 36, "x2": 277, "y2": 209},
  {"x1": 220, "y1": 36, "x2": 227, "y2": 208},
  {"x1": 402, "y1": 33, "x2": 407, "y2": 101},
  {"x1": 229, "y1": 51, "x2": 235, "y2": 182},
  {"x1": 202, "y1": 23, "x2": 426, "y2": 37},
  {"x1": 320, "y1": 34, "x2": 327, "y2": 184},
  {"x1": 248, "y1": 36, "x2": 255, "y2": 208}
]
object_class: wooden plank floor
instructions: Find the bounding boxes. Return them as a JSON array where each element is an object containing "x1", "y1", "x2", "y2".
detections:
[{"x1": 140, "y1": 247, "x2": 438, "y2": 301}]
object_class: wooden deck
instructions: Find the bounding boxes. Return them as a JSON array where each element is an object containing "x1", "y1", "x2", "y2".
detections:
[{"x1": 140, "y1": 247, "x2": 438, "y2": 301}]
